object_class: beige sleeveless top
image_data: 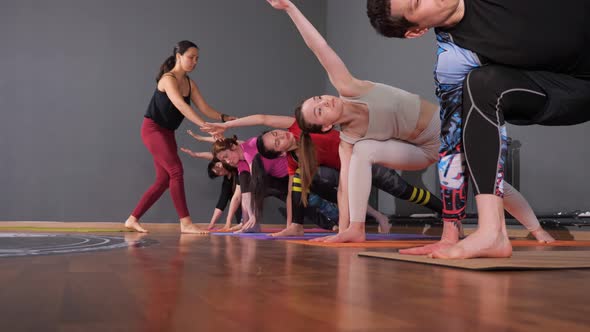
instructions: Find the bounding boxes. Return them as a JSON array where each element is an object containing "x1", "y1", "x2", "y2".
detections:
[{"x1": 339, "y1": 83, "x2": 421, "y2": 144}]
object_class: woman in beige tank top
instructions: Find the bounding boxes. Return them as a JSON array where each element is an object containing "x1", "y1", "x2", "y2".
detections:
[{"x1": 267, "y1": 0, "x2": 554, "y2": 244}]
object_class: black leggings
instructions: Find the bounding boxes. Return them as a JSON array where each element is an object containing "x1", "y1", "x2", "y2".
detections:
[
  {"x1": 463, "y1": 65, "x2": 590, "y2": 195},
  {"x1": 291, "y1": 165, "x2": 443, "y2": 224}
]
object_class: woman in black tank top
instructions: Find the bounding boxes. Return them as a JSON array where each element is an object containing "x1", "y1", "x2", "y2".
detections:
[{"x1": 124, "y1": 40, "x2": 236, "y2": 234}]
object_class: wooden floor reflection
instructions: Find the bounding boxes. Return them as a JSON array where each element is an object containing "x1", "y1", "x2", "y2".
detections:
[{"x1": 1, "y1": 228, "x2": 590, "y2": 332}]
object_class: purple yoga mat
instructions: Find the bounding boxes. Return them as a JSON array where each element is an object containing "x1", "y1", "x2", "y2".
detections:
[{"x1": 211, "y1": 232, "x2": 439, "y2": 241}]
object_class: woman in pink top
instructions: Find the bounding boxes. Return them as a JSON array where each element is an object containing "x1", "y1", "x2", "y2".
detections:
[{"x1": 212, "y1": 136, "x2": 289, "y2": 233}]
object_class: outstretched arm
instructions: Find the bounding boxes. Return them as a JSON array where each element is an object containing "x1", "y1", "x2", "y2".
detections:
[
  {"x1": 187, "y1": 129, "x2": 217, "y2": 143},
  {"x1": 190, "y1": 79, "x2": 237, "y2": 122},
  {"x1": 180, "y1": 148, "x2": 213, "y2": 161},
  {"x1": 268, "y1": 0, "x2": 371, "y2": 97},
  {"x1": 201, "y1": 114, "x2": 295, "y2": 137}
]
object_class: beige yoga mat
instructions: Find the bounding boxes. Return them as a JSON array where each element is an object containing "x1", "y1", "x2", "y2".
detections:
[{"x1": 358, "y1": 250, "x2": 590, "y2": 270}]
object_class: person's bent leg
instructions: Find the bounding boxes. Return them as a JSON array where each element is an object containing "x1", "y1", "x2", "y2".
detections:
[
  {"x1": 126, "y1": 119, "x2": 173, "y2": 233},
  {"x1": 328, "y1": 139, "x2": 435, "y2": 243},
  {"x1": 434, "y1": 65, "x2": 547, "y2": 258},
  {"x1": 371, "y1": 164, "x2": 443, "y2": 214},
  {"x1": 503, "y1": 183, "x2": 555, "y2": 243},
  {"x1": 150, "y1": 127, "x2": 206, "y2": 234}
]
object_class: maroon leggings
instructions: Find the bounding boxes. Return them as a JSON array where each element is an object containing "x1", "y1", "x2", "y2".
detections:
[{"x1": 131, "y1": 118, "x2": 189, "y2": 219}]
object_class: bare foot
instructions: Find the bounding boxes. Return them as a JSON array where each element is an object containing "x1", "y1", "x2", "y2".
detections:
[
  {"x1": 270, "y1": 223, "x2": 304, "y2": 237},
  {"x1": 530, "y1": 228, "x2": 555, "y2": 243},
  {"x1": 309, "y1": 234, "x2": 337, "y2": 242},
  {"x1": 180, "y1": 223, "x2": 209, "y2": 234},
  {"x1": 399, "y1": 220, "x2": 461, "y2": 255},
  {"x1": 124, "y1": 218, "x2": 149, "y2": 233},
  {"x1": 229, "y1": 223, "x2": 243, "y2": 232},
  {"x1": 324, "y1": 224, "x2": 365, "y2": 243},
  {"x1": 398, "y1": 239, "x2": 456, "y2": 255},
  {"x1": 430, "y1": 228, "x2": 512, "y2": 259}
]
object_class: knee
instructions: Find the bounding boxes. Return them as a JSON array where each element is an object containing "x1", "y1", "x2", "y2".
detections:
[
  {"x1": 155, "y1": 172, "x2": 170, "y2": 187},
  {"x1": 313, "y1": 167, "x2": 339, "y2": 187},
  {"x1": 168, "y1": 165, "x2": 184, "y2": 181},
  {"x1": 352, "y1": 141, "x2": 376, "y2": 163},
  {"x1": 465, "y1": 66, "x2": 509, "y2": 111}
]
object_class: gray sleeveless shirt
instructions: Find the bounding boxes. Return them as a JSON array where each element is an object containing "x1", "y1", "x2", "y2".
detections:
[{"x1": 339, "y1": 83, "x2": 421, "y2": 144}]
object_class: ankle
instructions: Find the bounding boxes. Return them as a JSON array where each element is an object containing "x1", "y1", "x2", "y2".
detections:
[{"x1": 349, "y1": 222, "x2": 365, "y2": 232}]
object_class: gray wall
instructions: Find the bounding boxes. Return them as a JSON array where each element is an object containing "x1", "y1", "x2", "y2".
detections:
[
  {"x1": 0, "y1": 0, "x2": 327, "y2": 222},
  {"x1": 324, "y1": 0, "x2": 590, "y2": 215},
  {"x1": 2, "y1": 0, "x2": 588, "y2": 223}
]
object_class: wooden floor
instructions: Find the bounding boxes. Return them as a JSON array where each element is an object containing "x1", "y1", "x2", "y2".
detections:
[{"x1": 1, "y1": 223, "x2": 590, "y2": 332}]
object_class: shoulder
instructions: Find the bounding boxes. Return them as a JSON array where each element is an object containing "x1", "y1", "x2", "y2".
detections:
[
  {"x1": 339, "y1": 80, "x2": 375, "y2": 98},
  {"x1": 158, "y1": 73, "x2": 178, "y2": 90}
]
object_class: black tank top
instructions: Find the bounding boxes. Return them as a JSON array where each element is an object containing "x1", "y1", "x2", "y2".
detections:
[
  {"x1": 144, "y1": 75, "x2": 191, "y2": 130},
  {"x1": 440, "y1": 0, "x2": 590, "y2": 79}
]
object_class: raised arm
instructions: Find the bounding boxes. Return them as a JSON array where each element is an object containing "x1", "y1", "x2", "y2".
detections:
[
  {"x1": 268, "y1": 0, "x2": 370, "y2": 97},
  {"x1": 201, "y1": 114, "x2": 295, "y2": 138}
]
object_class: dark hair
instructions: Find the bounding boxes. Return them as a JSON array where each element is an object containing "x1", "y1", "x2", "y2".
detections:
[
  {"x1": 250, "y1": 154, "x2": 268, "y2": 221},
  {"x1": 207, "y1": 158, "x2": 237, "y2": 179},
  {"x1": 207, "y1": 159, "x2": 220, "y2": 179},
  {"x1": 366, "y1": 0, "x2": 416, "y2": 38},
  {"x1": 156, "y1": 40, "x2": 199, "y2": 81},
  {"x1": 212, "y1": 135, "x2": 239, "y2": 157},
  {"x1": 293, "y1": 103, "x2": 321, "y2": 206},
  {"x1": 256, "y1": 131, "x2": 282, "y2": 160}
]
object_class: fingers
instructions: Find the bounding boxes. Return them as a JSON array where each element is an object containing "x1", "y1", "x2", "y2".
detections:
[{"x1": 180, "y1": 147, "x2": 195, "y2": 156}]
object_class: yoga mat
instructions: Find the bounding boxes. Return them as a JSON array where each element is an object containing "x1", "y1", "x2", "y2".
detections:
[
  {"x1": 288, "y1": 239, "x2": 590, "y2": 249},
  {"x1": 0, "y1": 226, "x2": 129, "y2": 233},
  {"x1": 210, "y1": 227, "x2": 333, "y2": 236},
  {"x1": 358, "y1": 250, "x2": 590, "y2": 270},
  {"x1": 211, "y1": 232, "x2": 439, "y2": 241},
  {"x1": 262, "y1": 227, "x2": 330, "y2": 233}
]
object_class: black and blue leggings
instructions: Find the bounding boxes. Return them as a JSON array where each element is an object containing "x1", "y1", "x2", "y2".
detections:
[{"x1": 463, "y1": 65, "x2": 590, "y2": 196}]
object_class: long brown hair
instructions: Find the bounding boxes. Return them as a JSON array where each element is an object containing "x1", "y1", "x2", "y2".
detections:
[{"x1": 294, "y1": 103, "x2": 326, "y2": 206}]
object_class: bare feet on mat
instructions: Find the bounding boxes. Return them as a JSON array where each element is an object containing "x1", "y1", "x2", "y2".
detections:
[
  {"x1": 125, "y1": 217, "x2": 149, "y2": 233},
  {"x1": 399, "y1": 240, "x2": 456, "y2": 255},
  {"x1": 309, "y1": 234, "x2": 337, "y2": 242},
  {"x1": 429, "y1": 228, "x2": 512, "y2": 259},
  {"x1": 399, "y1": 221, "x2": 461, "y2": 255},
  {"x1": 216, "y1": 226, "x2": 232, "y2": 232},
  {"x1": 229, "y1": 223, "x2": 243, "y2": 232},
  {"x1": 270, "y1": 223, "x2": 304, "y2": 237},
  {"x1": 429, "y1": 195, "x2": 512, "y2": 259},
  {"x1": 320, "y1": 223, "x2": 366, "y2": 243},
  {"x1": 531, "y1": 228, "x2": 556, "y2": 243}
]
